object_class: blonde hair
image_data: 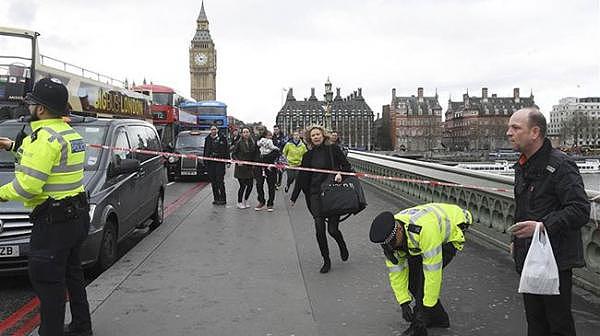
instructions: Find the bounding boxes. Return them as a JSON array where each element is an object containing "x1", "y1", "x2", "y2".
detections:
[{"x1": 303, "y1": 124, "x2": 330, "y2": 149}]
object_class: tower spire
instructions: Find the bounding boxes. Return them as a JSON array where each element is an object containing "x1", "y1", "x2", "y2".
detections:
[
  {"x1": 190, "y1": 0, "x2": 216, "y2": 101},
  {"x1": 198, "y1": 1, "x2": 208, "y2": 22}
]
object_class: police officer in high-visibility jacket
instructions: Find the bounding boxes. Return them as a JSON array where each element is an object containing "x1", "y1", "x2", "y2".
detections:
[
  {"x1": 0, "y1": 78, "x2": 92, "y2": 336},
  {"x1": 369, "y1": 203, "x2": 472, "y2": 336}
]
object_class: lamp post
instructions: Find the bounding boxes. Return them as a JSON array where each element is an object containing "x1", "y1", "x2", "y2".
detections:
[
  {"x1": 324, "y1": 94, "x2": 333, "y2": 131},
  {"x1": 323, "y1": 78, "x2": 333, "y2": 131}
]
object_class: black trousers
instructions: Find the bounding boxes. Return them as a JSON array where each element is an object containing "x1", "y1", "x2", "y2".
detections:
[
  {"x1": 256, "y1": 168, "x2": 276, "y2": 206},
  {"x1": 309, "y1": 194, "x2": 347, "y2": 259},
  {"x1": 408, "y1": 243, "x2": 456, "y2": 310},
  {"x1": 285, "y1": 169, "x2": 298, "y2": 189},
  {"x1": 28, "y1": 195, "x2": 91, "y2": 336},
  {"x1": 206, "y1": 162, "x2": 226, "y2": 202},
  {"x1": 523, "y1": 269, "x2": 575, "y2": 336},
  {"x1": 276, "y1": 169, "x2": 283, "y2": 186},
  {"x1": 237, "y1": 178, "x2": 253, "y2": 203}
]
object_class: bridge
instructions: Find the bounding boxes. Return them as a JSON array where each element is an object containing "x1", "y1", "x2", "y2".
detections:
[{"x1": 28, "y1": 152, "x2": 600, "y2": 335}]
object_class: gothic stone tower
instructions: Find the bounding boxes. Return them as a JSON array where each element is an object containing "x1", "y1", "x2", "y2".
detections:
[{"x1": 190, "y1": 1, "x2": 216, "y2": 101}]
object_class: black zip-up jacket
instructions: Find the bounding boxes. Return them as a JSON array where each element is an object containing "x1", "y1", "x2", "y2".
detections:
[
  {"x1": 203, "y1": 133, "x2": 230, "y2": 162},
  {"x1": 512, "y1": 138, "x2": 590, "y2": 273},
  {"x1": 272, "y1": 132, "x2": 287, "y2": 150},
  {"x1": 290, "y1": 144, "x2": 352, "y2": 207}
]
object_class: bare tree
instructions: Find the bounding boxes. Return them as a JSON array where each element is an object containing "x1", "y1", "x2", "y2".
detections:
[{"x1": 561, "y1": 112, "x2": 593, "y2": 146}]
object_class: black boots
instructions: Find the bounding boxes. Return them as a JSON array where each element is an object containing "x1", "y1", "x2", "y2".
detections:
[
  {"x1": 319, "y1": 241, "x2": 348, "y2": 273},
  {"x1": 401, "y1": 323, "x2": 427, "y2": 336},
  {"x1": 402, "y1": 302, "x2": 449, "y2": 336},
  {"x1": 425, "y1": 301, "x2": 450, "y2": 328},
  {"x1": 339, "y1": 241, "x2": 349, "y2": 261},
  {"x1": 64, "y1": 323, "x2": 93, "y2": 336},
  {"x1": 320, "y1": 257, "x2": 331, "y2": 273},
  {"x1": 402, "y1": 306, "x2": 428, "y2": 336}
]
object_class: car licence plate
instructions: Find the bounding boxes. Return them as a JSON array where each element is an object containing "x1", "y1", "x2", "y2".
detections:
[
  {"x1": 0, "y1": 245, "x2": 19, "y2": 257},
  {"x1": 181, "y1": 171, "x2": 197, "y2": 176}
]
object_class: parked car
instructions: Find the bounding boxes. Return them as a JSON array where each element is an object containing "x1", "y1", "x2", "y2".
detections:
[
  {"x1": 0, "y1": 115, "x2": 168, "y2": 274},
  {"x1": 166, "y1": 130, "x2": 210, "y2": 181}
]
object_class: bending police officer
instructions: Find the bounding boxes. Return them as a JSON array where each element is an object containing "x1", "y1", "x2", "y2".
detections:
[
  {"x1": 369, "y1": 203, "x2": 471, "y2": 336},
  {"x1": 0, "y1": 78, "x2": 92, "y2": 336},
  {"x1": 203, "y1": 125, "x2": 229, "y2": 205}
]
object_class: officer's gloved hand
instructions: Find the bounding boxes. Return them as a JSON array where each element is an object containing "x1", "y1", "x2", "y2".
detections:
[{"x1": 400, "y1": 302, "x2": 414, "y2": 322}]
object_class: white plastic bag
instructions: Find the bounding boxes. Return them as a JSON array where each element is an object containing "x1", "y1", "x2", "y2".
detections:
[{"x1": 518, "y1": 223, "x2": 560, "y2": 295}]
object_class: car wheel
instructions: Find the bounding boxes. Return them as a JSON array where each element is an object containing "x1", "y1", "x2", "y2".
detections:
[
  {"x1": 150, "y1": 193, "x2": 164, "y2": 229},
  {"x1": 94, "y1": 219, "x2": 117, "y2": 274}
]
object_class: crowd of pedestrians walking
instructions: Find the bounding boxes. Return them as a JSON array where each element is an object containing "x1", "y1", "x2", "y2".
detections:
[{"x1": 213, "y1": 124, "x2": 348, "y2": 214}]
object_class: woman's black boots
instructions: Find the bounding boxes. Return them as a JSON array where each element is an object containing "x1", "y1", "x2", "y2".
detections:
[{"x1": 320, "y1": 257, "x2": 331, "y2": 273}]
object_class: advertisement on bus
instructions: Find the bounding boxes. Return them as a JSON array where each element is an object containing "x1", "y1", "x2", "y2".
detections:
[{"x1": 0, "y1": 26, "x2": 151, "y2": 120}]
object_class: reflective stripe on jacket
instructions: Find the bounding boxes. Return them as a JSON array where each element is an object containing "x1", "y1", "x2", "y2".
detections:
[
  {"x1": 387, "y1": 203, "x2": 468, "y2": 307},
  {"x1": 0, "y1": 118, "x2": 85, "y2": 208}
]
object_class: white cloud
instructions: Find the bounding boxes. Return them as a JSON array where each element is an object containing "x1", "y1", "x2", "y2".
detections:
[
  {"x1": 1, "y1": 0, "x2": 598, "y2": 125},
  {"x1": 7, "y1": 0, "x2": 38, "y2": 26}
]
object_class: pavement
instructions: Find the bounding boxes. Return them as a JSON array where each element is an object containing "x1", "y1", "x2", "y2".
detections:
[{"x1": 32, "y1": 172, "x2": 600, "y2": 335}]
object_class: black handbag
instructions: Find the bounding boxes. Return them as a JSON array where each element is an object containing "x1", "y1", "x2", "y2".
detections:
[{"x1": 319, "y1": 146, "x2": 367, "y2": 219}]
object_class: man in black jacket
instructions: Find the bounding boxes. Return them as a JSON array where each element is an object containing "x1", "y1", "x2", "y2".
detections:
[
  {"x1": 507, "y1": 107, "x2": 590, "y2": 336},
  {"x1": 272, "y1": 125, "x2": 287, "y2": 188},
  {"x1": 203, "y1": 125, "x2": 229, "y2": 205}
]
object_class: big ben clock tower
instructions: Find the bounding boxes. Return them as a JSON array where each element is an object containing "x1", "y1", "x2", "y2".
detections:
[{"x1": 190, "y1": 1, "x2": 216, "y2": 101}]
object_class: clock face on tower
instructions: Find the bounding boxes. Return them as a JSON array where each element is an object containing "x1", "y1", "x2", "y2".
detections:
[{"x1": 195, "y1": 53, "x2": 208, "y2": 66}]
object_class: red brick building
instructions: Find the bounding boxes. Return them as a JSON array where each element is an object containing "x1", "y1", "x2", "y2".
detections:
[{"x1": 443, "y1": 88, "x2": 535, "y2": 151}]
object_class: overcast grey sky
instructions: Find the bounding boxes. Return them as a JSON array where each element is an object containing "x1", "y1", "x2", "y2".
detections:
[{"x1": 1, "y1": 0, "x2": 598, "y2": 125}]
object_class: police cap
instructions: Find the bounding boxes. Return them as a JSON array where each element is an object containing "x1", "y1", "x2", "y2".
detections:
[
  {"x1": 25, "y1": 77, "x2": 69, "y2": 115},
  {"x1": 369, "y1": 211, "x2": 397, "y2": 243}
]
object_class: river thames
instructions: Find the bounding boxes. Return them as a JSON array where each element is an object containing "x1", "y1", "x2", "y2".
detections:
[{"x1": 582, "y1": 174, "x2": 600, "y2": 192}]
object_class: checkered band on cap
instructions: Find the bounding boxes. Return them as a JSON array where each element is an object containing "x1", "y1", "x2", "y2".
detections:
[{"x1": 383, "y1": 222, "x2": 398, "y2": 244}]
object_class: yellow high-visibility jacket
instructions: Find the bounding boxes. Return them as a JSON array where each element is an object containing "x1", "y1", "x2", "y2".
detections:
[
  {"x1": 386, "y1": 203, "x2": 469, "y2": 307},
  {"x1": 0, "y1": 118, "x2": 85, "y2": 208},
  {"x1": 282, "y1": 140, "x2": 307, "y2": 167}
]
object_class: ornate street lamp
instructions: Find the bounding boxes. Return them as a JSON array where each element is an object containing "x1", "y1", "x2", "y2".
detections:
[{"x1": 324, "y1": 78, "x2": 333, "y2": 130}]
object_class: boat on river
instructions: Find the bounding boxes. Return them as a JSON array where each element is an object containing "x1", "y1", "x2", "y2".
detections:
[{"x1": 456, "y1": 159, "x2": 600, "y2": 175}]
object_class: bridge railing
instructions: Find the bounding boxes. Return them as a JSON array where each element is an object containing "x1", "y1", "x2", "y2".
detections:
[{"x1": 348, "y1": 151, "x2": 600, "y2": 295}]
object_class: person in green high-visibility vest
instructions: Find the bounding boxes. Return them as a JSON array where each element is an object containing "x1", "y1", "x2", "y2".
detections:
[
  {"x1": 0, "y1": 78, "x2": 92, "y2": 336},
  {"x1": 370, "y1": 203, "x2": 472, "y2": 336}
]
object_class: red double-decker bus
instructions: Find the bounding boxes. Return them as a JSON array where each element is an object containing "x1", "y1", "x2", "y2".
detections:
[{"x1": 133, "y1": 84, "x2": 194, "y2": 150}]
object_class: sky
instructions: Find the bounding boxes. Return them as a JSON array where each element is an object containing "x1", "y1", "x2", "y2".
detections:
[{"x1": 1, "y1": 0, "x2": 599, "y2": 125}]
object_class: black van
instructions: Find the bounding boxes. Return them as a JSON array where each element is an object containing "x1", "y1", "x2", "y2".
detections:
[{"x1": 0, "y1": 116, "x2": 168, "y2": 274}]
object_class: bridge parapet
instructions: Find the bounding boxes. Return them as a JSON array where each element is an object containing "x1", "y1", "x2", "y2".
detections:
[{"x1": 348, "y1": 151, "x2": 600, "y2": 295}]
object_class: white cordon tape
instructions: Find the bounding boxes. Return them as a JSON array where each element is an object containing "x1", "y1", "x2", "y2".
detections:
[{"x1": 87, "y1": 143, "x2": 514, "y2": 194}]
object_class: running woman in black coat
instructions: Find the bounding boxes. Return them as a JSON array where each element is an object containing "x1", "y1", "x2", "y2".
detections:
[{"x1": 290, "y1": 125, "x2": 353, "y2": 273}]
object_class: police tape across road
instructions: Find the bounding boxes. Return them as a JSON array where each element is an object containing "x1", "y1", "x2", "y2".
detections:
[{"x1": 87, "y1": 143, "x2": 513, "y2": 193}]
